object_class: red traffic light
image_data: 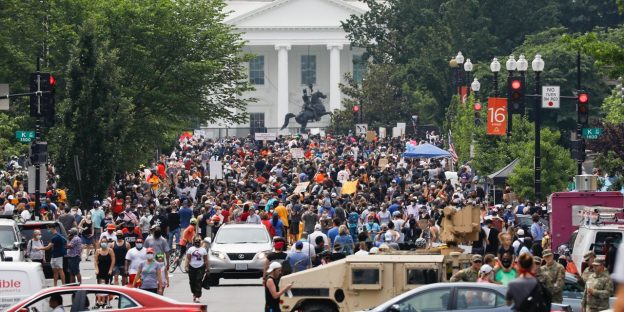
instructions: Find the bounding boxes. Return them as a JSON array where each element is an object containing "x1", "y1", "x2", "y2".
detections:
[
  {"x1": 49, "y1": 75, "x2": 56, "y2": 87},
  {"x1": 511, "y1": 79, "x2": 521, "y2": 90},
  {"x1": 353, "y1": 105, "x2": 359, "y2": 113},
  {"x1": 474, "y1": 103, "x2": 482, "y2": 111},
  {"x1": 578, "y1": 93, "x2": 588, "y2": 104}
]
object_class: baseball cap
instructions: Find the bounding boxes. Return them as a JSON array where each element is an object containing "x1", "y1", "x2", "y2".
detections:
[
  {"x1": 314, "y1": 224, "x2": 321, "y2": 230},
  {"x1": 542, "y1": 249, "x2": 553, "y2": 257},
  {"x1": 369, "y1": 247, "x2": 379, "y2": 254},
  {"x1": 516, "y1": 229, "x2": 525, "y2": 236},
  {"x1": 592, "y1": 258, "x2": 605, "y2": 266},
  {"x1": 471, "y1": 254, "x2": 483, "y2": 263},
  {"x1": 266, "y1": 261, "x2": 282, "y2": 273},
  {"x1": 479, "y1": 264, "x2": 493, "y2": 275},
  {"x1": 583, "y1": 251, "x2": 595, "y2": 261},
  {"x1": 295, "y1": 241, "x2": 303, "y2": 249},
  {"x1": 107, "y1": 224, "x2": 116, "y2": 230},
  {"x1": 146, "y1": 248, "x2": 155, "y2": 254}
]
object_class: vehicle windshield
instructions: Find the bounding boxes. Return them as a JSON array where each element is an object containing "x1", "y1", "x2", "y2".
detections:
[
  {"x1": 0, "y1": 225, "x2": 18, "y2": 250},
  {"x1": 215, "y1": 228, "x2": 269, "y2": 244},
  {"x1": 21, "y1": 224, "x2": 64, "y2": 244}
]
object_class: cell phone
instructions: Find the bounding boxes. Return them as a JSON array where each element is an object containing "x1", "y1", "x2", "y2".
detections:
[{"x1": 286, "y1": 289, "x2": 293, "y2": 298}]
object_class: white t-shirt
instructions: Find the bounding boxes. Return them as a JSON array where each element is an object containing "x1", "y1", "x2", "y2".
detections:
[
  {"x1": 125, "y1": 247, "x2": 147, "y2": 274},
  {"x1": 100, "y1": 231, "x2": 116, "y2": 242},
  {"x1": 186, "y1": 246, "x2": 208, "y2": 269},
  {"x1": 612, "y1": 244, "x2": 624, "y2": 282}
]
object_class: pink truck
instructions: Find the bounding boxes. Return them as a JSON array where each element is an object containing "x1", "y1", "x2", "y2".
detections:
[{"x1": 548, "y1": 191, "x2": 624, "y2": 249}]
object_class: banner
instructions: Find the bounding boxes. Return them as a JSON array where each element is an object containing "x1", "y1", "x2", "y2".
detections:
[
  {"x1": 290, "y1": 148, "x2": 304, "y2": 159},
  {"x1": 293, "y1": 182, "x2": 310, "y2": 194},
  {"x1": 341, "y1": 180, "x2": 359, "y2": 195},
  {"x1": 487, "y1": 97, "x2": 507, "y2": 136}
]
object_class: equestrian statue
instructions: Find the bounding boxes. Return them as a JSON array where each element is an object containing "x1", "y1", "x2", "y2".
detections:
[{"x1": 280, "y1": 84, "x2": 332, "y2": 132}]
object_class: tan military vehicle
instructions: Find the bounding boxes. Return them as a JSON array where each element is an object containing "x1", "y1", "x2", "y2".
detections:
[{"x1": 279, "y1": 251, "x2": 472, "y2": 312}]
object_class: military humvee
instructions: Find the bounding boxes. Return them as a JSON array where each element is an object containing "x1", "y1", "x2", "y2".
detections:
[{"x1": 279, "y1": 251, "x2": 472, "y2": 312}]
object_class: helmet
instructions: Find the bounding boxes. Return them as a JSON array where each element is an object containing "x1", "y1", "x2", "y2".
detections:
[
  {"x1": 415, "y1": 238, "x2": 427, "y2": 249},
  {"x1": 190, "y1": 218, "x2": 197, "y2": 225}
]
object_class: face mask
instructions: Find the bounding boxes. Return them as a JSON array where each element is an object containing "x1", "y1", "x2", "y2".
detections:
[
  {"x1": 135, "y1": 243, "x2": 143, "y2": 249},
  {"x1": 368, "y1": 222, "x2": 374, "y2": 226},
  {"x1": 146, "y1": 254, "x2": 154, "y2": 260},
  {"x1": 35, "y1": 235, "x2": 41, "y2": 239},
  {"x1": 116, "y1": 235, "x2": 124, "y2": 240},
  {"x1": 194, "y1": 242, "x2": 201, "y2": 247},
  {"x1": 154, "y1": 231, "x2": 161, "y2": 238},
  {"x1": 100, "y1": 243, "x2": 108, "y2": 249},
  {"x1": 502, "y1": 259, "x2": 512, "y2": 268}
]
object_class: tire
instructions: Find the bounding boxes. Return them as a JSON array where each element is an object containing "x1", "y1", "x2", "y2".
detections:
[{"x1": 301, "y1": 302, "x2": 337, "y2": 312}]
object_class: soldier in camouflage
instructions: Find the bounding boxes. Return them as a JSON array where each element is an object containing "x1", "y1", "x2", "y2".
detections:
[
  {"x1": 580, "y1": 251, "x2": 595, "y2": 283},
  {"x1": 582, "y1": 259, "x2": 614, "y2": 312},
  {"x1": 539, "y1": 249, "x2": 566, "y2": 303},
  {"x1": 450, "y1": 254, "x2": 482, "y2": 282}
]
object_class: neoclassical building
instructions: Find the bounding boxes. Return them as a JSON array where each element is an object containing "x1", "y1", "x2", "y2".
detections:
[{"x1": 207, "y1": 0, "x2": 368, "y2": 136}]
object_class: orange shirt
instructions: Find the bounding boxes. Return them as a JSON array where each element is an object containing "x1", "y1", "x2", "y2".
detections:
[
  {"x1": 315, "y1": 173, "x2": 326, "y2": 183},
  {"x1": 180, "y1": 225, "x2": 196, "y2": 246},
  {"x1": 274, "y1": 205, "x2": 289, "y2": 227}
]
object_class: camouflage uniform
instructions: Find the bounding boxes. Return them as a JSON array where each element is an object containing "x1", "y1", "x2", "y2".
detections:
[
  {"x1": 581, "y1": 266, "x2": 594, "y2": 283},
  {"x1": 450, "y1": 267, "x2": 479, "y2": 282},
  {"x1": 582, "y1": 270, "x2": 614, "y2": 312},
  {"x1": 540, "y1": 261, "x2": 566, "y2": 303}
]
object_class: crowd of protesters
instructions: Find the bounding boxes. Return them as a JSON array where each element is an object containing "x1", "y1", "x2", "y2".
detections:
[{"x1": 0, "y1": 132, "x2": 622, "y2": 311}]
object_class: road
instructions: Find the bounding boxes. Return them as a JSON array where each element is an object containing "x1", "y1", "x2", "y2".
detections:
[{"x1": 76, "y1": 260, "x2": 266, "y2": 311}]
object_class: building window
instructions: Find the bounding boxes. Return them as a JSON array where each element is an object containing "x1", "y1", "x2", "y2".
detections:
[
  {"x1": 353, "y1": 55, "x2": 367, "y2": 83},
  {"x1": 249, "y1": 113, "x2": 265, "y2": 130},
  {"x1": 301, "y1": 55, "x2": 316, "y2": 85},
  {"x1": 249, "y1": 56, "x2": 264, "y2": 85}
]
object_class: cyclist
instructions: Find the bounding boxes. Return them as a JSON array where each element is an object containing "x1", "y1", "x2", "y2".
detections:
[{"x1": 179, "y1": 218, "x2": 197, "y2": 256}]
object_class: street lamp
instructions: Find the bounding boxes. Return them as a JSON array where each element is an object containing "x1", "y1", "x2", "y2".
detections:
[
  {"x1": 455, "y1": 52, "x2": 464, "y2": 65},
  {"x1": 506, "y1": 54, "x2": 517, "y2": 72},
  {"x1": 464, "y1": 59, "x2": 473, "y2": 95},
  {"x1": 517, "y1": 54, "x2": 528, "y2": 75},
  {"x1": 450, "y1": 58, "x2": 459, "y2": 95},
  {"x1": 456, "y1": 52, "x2": 465, "y2": 97},
  {"x1": 505, "y1": 55, "x2": 516, "y2": 137},
  {"x1": 530, "y1": 54, "x2": 545, "y2": 201},
  {"x1": 490, "y1": 57, "x2": 501, "y2": 97},
  {"x1": 471, "y1": 78, "x2": 480, "y2": 99}
]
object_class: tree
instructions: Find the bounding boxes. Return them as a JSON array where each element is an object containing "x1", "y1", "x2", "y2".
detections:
[
  {"x1": 507, "y1": 128, "x2": 576, "y2": 201},
  {"x1": 50, "y1": 19, "x2": 133, "y2": 203}
]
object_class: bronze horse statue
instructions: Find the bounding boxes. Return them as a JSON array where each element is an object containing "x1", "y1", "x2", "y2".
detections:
[{"x1": 280, "y1": 86, "x2": 332, "y2": 132}]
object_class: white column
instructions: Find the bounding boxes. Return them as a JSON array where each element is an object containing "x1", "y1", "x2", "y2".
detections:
[
  {"x1": 275, "y1": 44, "x2": 291, "y2": 129},
  {"x1": 327, "y1": 44, "x2": 343, "y2": 112}
]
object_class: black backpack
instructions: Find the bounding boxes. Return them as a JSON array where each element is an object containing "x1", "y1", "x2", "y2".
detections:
[{"x1": 517, "y1": 279, "x2": 551, "y2": 312}]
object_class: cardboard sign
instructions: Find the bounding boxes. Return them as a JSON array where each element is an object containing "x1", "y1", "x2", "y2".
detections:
[
  {"x1": 366, "y1": 131, "x2": 376, "y2": 142},
  {"x1": 293, "y1": 182, "x2": 310, "y2": 194},
  {"x1": 378, "y1": 158, "x2": 389, "y2": 168},
  {"x1": 254, "y1": 132, "x2": 277, "y2": 141},
  {"x1": 209, "y1": 160, "x2": 223, "y2": 179},
  {"x1": 379, "y1": 127, "x2": 386, "y2": 139},
  {"x1": 487, "y1": 97, "x2": 507, "y2": 136},
  {"x1": 341, "y1": 180, "x2": 359, "y2": 195},
  {"x1": 290, "y1": 148, "x2": 304, "y2": 159}
]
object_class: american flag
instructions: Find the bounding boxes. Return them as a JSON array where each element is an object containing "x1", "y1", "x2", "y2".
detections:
[{"x1": 448, "y1": 130, "x2": 458, "y2": 162}]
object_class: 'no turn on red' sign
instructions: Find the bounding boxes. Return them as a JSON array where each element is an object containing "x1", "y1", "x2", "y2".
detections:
[{"x1": 542, "y1": 86, "x2": 560, "y2": 109}]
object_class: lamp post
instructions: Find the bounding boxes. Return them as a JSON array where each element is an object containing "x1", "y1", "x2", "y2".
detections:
[
  {"x1": 532, "y1": 54, "x2": 545, "y2": 201},
  {"x1": 505, "y1": 55, "x2": 517, "y2": 136},
  {"x1": 464, "y1": 58, "x2": 473, "y2": 96},
  {"x1": 490, "y1": 57, "x2": 501, "y2": 97},
  {"x1": 449, "y1": 58, "x2": 459, "y2": 95},
  {"x1": 456, "y1": 52, "x2": 465, "y2": 96},
  {"x1": 471, "y1": 78, "x2": 481, "y2": 99}
]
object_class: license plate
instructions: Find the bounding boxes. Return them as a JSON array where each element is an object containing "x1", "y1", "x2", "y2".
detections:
[{"x1": 235, "y1": 263, "x2": 248, "y2": 271}]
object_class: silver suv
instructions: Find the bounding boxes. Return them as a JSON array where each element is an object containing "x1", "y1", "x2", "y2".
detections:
[{"x1": 207, "y1": 223, "x2": 272, "y2": 286}]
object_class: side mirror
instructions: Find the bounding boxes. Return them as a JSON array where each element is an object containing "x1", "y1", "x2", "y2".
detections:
[
  {"x1": 387, "y1": 304, "x2": 401, "y2": 312},
  {"x1": 205, "y1": 237, "x2": 212, "y2": 244}
]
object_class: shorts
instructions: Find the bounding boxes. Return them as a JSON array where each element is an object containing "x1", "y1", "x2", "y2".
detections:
[
  {"x1": 112, "y1": 266, "x2": 126, "y2": 276},
  {"x1": 50, "y1": 257, "x2": 63, "y2": 269},
  {"x1": 96, "y1": 273, "x2": 111, "y2": 281},
  {"x1": 289, "y1": 221, "x2": 300, "y2": 235},
  {"x1": 81, "y1": 235, "x2": 93, "y2": 245},
  {"x1": 67, "y1": 256, "x2": 81, "y2": 275}
]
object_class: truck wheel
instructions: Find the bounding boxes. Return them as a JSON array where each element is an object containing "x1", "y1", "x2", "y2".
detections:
[{"x1": 301, "y1": 302, "x2": 337, "y2": 312}]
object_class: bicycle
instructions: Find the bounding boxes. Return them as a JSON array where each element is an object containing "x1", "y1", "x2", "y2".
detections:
[{"x1": 168, "y1": 246, "x2": 187, "y2": 273}]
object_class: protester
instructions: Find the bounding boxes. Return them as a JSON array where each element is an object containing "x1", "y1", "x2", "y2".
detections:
[
  {"x1": 264, "y1": 262, "x2": 293, "y2": 312},
  {"x1": 66, "y1": 228, "x2": 83, "y2": 284},
  {"x1": 134, "y1": 248, "x2": 162, "y2": 294},
  {"x1": 38, "y1": 224, "x2": 67, "y2": 286},
  {"x1": 25, "y1": 229, "x2": 45, "y2": 264},
  {"x1": 506, "y1": 253, "x2": 551, "y2": 311},
  {"x1": 186, "y1": 238, "x2": 208, "y2": 303},
  {"x1": 111, "y1": 230, "x2": 131, "y2": 285}
]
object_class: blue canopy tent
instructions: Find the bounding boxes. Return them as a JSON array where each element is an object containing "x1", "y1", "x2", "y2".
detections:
[{"x1": 403, "y1": 143, "x2": 452, "y2": 159}]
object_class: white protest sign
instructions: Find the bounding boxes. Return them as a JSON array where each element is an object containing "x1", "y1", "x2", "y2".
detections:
[
  {"x1": 379, "y1": 127, "x2": 386, "y2": 139},
  {"x1": 392, "y1": 127, "x2": 401, "y2": 138},
  {"x1": 290, "y1": 148, "x2": 304, "y2": 159},
  {"x1": 542, "y1": 86, "x2": 560, "y2": 109},
  {"x1": 254, "y1": 132, "x2": 277, "y2": 141},
  {"x1": 209, "y1": 160, "x2": 224, "y2": 179},
  {"x1": 355, "y1": 124, "x2": 368, "y2": 135}
]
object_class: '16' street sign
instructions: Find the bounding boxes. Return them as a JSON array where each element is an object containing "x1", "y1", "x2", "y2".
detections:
[
  {"x1": 487, "y1": 98, "x2": 507, "y2": 136},
  {"x1": 15, "y1": 131, "x2": 35, "y2": 143}
]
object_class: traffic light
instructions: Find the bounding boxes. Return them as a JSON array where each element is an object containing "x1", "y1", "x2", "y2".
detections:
[
  {"x1": 352, "y1": 105, "x2": 359, "y2": 123},
  {"x1": 507, "y1": 76, "x2": 525, "y2": 114},
  {"x1": 29, "y1": 141, "x2": 48, "y2": 164},
  {"x1": 474, "y1": 102, "x2": 482, "y2": 126},
  {"x1": 571, "y1": 139, "x2": 585, "y2": 161},
  {"x1": 29, "y1": 73, "x2": 56, "y2": 122},
  {"x1": 577, "y1": 90, "x2": 589, "y2": 126}
]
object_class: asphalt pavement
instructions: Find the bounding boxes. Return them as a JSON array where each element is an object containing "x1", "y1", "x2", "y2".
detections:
[{"x1": 76, "y1": 259, "x2": 265, "y2": 311}]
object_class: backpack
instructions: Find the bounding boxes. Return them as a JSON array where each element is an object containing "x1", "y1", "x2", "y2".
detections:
[{"x1": 517, "y1": 279, "x2": 551, "y2": 312}]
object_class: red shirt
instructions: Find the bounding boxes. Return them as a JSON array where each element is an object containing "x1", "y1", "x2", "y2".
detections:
[
  {"x1": 113, "y1": 198, "x2": 124, "y2": 214},
  {"x1": 221, "y1": 210, "x2": 230, "y2": 223},
  {"x1": 240, "y1": 211, "x2": 250, "y2": 222}
]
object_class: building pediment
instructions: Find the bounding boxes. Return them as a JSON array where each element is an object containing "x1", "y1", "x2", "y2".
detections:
[{"x1": 225, "y1": 0, "x2": 366, "y2": 29}]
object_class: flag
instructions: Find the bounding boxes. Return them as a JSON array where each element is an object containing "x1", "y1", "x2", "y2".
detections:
[{"x1": 448, "y1": 130, "x2": 458, "y2": 162}]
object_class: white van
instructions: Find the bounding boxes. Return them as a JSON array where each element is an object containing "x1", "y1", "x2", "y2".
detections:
[
  {"x1": 570, "y1": 224, "x2": 623, "y2": 273},
  {"x1": 0, "y1": 216, "x2": 25, "y2": 262},
  {"x1": 0, "y1": 262, "x2": 46, "y2": 311}
]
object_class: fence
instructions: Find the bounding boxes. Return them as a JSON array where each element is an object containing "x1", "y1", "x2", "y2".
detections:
[{"x1": 196, "y1": 127, "x2": 328, "y2": 139}]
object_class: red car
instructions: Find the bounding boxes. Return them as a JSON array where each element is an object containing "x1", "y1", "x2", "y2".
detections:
[{"x1": 7, "y1": 284, "x2": 207, "y2": 312}]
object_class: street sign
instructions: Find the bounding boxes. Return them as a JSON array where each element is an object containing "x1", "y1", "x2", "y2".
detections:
[
  {"x1": 0, "y1": 84, "x2": 8, "y2": 110},
  {"x1": 487, "y1": 98, "x2": 507, "y2": 136},
  {"x1": 582, "y1": 128, "x2": 603, "y2": 139},
  {"x1": 15, "y1": 131, "x2": 35, "y2": 143},
  {"x1": 542, "y1": 86, "x2": 560, "y2": 109},
  {"x1": 254, "y1": 132, "x2": 276, "y2": 141},
  {"x1": 355, "y1": 124, "x2": 368, "y2": 135}
]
